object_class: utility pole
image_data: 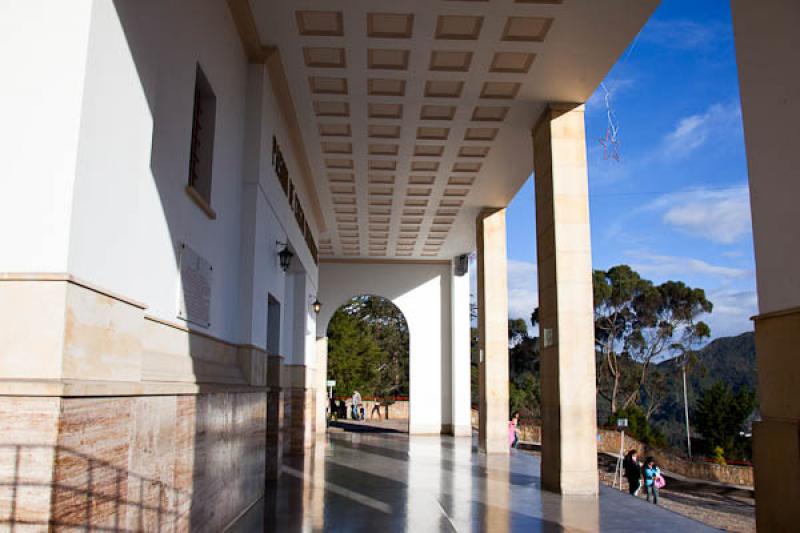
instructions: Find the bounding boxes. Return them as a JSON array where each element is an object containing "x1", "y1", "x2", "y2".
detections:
[{"x1": 682, "y1": 364, "x2": 692, "y2": 459}]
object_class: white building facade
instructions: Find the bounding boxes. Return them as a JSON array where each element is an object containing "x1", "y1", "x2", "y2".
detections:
[{"x1": 2, "y1": 0, "x2": 796, "y2": 531}]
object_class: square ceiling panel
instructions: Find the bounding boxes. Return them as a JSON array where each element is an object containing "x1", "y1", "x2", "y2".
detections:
[
  {"x1": 367, "y1": 13, "x2": 415, "y2": 38},
  {"x1": 414, "y1": 145, "x2": 445, "y2": 157},
  {"x1": 328, "y1": 172, "x2": 354, "y2": 182},
  {"x1": 417, "y1": 126, "x2": 450, "y2": 140},
  {"x1": 429, "y1": 50, "x2": 473, "y2": 72},
  {"x1": 309, "y1": 76, "x2": 348, "y2": 95},
  {"x1": 369, "y1": 143, "x2": 400, "y2": 156},
  {"x1": 480, "y1": 81, "x2": 521, "y2": 99},
  {"x1": 368, "y1": 103, "x2": 404, "y2": 119},
  {"x1": 368, "y1": 49, "x2": 410, "y2": 70},
  {"x1": 368, "y1": 174, "x2": 395, "y2": 184},
  {"x1": 303, "y1": 47, "x2": 346, "y2": 68},
  {"x1": 321, "y1": 141, "x2": 352, "y2": 154},
  {"x1": 325, "y1": 158, "x2": 354, "y2": 169},
  {"x1": 369, "y1": 124, "x2": 402, "y2": 138},
  {"x1": 464, "y1": 127, "x2": 499, "y2": 141},
  {"x1": 448, "y1": 176, "x2": 476, "y2": 185},
  {"x1": 296, "y1": 11, "x2": 344, "y2": 37},
  {"x1": 411, "y1": 161, "x2": 440, "y2": 171},
  {"x1": 408, "y1": 176, "x2": 435, "y2": 185},
  {"x1": 369, "y1": 160, "x2": 398, "y2": 170},
  {"x1": 489, "y1": 52, "x2": 536, "y2": 74},
  {"x1": 471, "y1": 105, "x2": 509, "y2": 121},
  {"x1": 452, "y1": 161, "x2": 482, "y2": 172},
  {"x1": 425, "y1": 80, "x2": 464, "y2": 98},
  {"x1": 319, "y1": 123, "x2": 352, "y2": 137},
  {"x1": 420, "y1": 105, "x2": 457, "y2": 120},
  {"x1": 313, "y1": 101, "x2": 350, "y2": 117},
  {"x1": 458, "y1": 146, "x2": 490, "y2": 158},
  {"x1": 502, "y1": 16, "x2": 554, "y2": 42},
  {"x1": 368, "y1": 78, "x2": 407, "y2": 96},
  {"x1": 435, "y1": 15, "x2": 484, "y2": 40}
]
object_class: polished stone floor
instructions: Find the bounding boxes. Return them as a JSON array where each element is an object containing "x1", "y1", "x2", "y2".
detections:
[{"x1": 235, "y1": 431, "x2": 717, "y2": 532}]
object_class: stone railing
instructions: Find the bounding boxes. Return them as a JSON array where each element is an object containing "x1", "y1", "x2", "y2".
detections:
[{"x1": 469, "y1": 409, "x2": 753, "y2": 488}]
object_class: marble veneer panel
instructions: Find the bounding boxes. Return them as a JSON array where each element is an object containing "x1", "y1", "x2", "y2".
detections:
[{"x1": 0, "y1": 397, "x2": 61, "y2": 527}]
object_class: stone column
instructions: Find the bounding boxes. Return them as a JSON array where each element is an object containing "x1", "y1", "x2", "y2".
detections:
[
  {"x1": 730, "y1": 2, "x2": 800, "y2": 529},
  {"x1": 451, "y1": 262, "x2": 473, "y2": 437},
  {"x1": 533, "y1": 104, "x2": 598, "y2": 495},
  {"x1": 315, "y1": 337, "x2": 328, "y2": 434},
  {"x1": 476, "y1": 208, "x2": 509, "y2": 454}
]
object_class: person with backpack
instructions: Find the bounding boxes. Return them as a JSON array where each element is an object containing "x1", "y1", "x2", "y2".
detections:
[
  {"x1": 622, "y1": 449, "x2": 642, "y2": 496},
  {"x1": 643, "y1": 457, "x2": 664, "y2": 504}
]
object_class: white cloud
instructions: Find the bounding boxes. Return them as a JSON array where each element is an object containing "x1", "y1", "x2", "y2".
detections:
[
  {"x1": 507, "y1": 260, "x2": 538, "y2": 327},
  {"x1": 703, "y1": 287, "x2": 757, "y2": 337},
  {"x1": 662, "y1": 102, "x2": 741, "y2": 157},
  {"x1": 640, "y1": 19, "x2": 724, "y2": 51},
  {"x1": 647, "y1": 186, "x2": 751, "y2": 244},
  {"x1": 627, "y1": 251, "x2": 751, "y2": 280},
  {"x1": 468, "y1": 258, "x2": 538, "y2": 332}
]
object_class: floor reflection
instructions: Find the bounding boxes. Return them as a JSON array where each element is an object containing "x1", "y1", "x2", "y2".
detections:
[{"x1": 237, "y1": 431, "x2": 715, "y2": 532}]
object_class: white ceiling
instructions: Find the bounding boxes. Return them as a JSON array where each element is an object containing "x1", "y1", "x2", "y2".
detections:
[{"x1": 252, "y1": 0, "x2": 658, "y2": 260}]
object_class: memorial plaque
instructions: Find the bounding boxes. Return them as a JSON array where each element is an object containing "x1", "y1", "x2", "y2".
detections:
[{"x1": 177, "y1": 243, "x2": 212, "y2": 327}]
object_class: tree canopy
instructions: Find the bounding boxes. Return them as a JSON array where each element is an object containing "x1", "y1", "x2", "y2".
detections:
[{"x1": 694, "y1": 381, "x2": 756, "y2": 460}]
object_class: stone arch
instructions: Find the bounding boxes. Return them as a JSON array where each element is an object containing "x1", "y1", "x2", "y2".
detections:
[
  {"x1": 324, "y1": 294, "x2": 410, "y2": 428},
  {"x1": 318, "y1": 261, "x2": 452, "y2": 434}
]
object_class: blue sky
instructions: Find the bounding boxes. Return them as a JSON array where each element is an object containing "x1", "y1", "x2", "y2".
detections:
[{"x1": 501, "y1": 0, "x2": 756, "y2": 339}]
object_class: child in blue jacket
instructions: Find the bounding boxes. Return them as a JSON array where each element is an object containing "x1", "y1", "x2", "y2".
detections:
[{"x1": 643, "y1": 457, "x2": 661, "y2": 504}]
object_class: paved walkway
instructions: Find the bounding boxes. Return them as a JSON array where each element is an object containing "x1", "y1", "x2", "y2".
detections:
[{"x1": 235, "y1": 431, "x2": 718, "y2": 532}]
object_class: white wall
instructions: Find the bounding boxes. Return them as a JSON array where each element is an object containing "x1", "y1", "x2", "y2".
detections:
[
  {"x1": 238, "y1": 63, "x2": 319, "y2": 357},
  {"x1": 319, "y1": 261, "x2": 465, "y2": 434},
  {"x1": 0, "y1": 1, "x2": 93, "y2": 272},
  {"x1": 2, "y1": 1, "x2": 320, "y2": 353}
]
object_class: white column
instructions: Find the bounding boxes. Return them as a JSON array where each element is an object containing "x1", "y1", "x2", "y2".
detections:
[
  {"x1": 476, "y1": 208, "x2": 509, "y2": 454},
  {"x1": 533, "y1": 104, "x2": 598, "y2": 495},
  {"x1": 451, "y1": 261, "x2": 472, "y2": 436},
  {"x1": 731, "y1": 2, "x2": 800, "y2": 530}
]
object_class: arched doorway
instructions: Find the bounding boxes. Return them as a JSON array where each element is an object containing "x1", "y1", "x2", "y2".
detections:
[{"x1": 325, "y1": 295, "x2": 410, "y2": 432}]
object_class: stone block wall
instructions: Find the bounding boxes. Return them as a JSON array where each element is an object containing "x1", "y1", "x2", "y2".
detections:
[{"x1": 0, "y1": 392, "x2": 267, "y2": 531}]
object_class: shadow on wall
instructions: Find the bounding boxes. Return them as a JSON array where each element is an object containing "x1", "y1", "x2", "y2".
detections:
[{"x1": 2, "y1": 444, "x2": 185, "y2": 530}]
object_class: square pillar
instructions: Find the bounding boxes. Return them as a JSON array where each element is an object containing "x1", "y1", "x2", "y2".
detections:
[
  {"x1": 533, "y1": 104, "x2": 598, "y2": 495},
  {"x1": 476, "y1": 208, "x2": 509, "y2": 454},
  {"x1": 315, "y1": 336, "x2": 328, "y2": 434},
  {"x1": 731, "y1": 2, "x2": 800, "y2": 528},
  {"x1": 451, "y1": 262, "x2": 473, "y2": 437}
]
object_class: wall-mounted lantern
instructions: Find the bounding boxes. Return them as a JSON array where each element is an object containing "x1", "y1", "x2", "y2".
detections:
[
  {"x1": 312, "y1": 298, "x2": 322, "y2": 314},
  {"x1": 277, "y1": 242, "x2": 293, "y2": 272}
]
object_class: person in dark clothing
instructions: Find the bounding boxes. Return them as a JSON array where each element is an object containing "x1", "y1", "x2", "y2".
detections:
[{"x1": 622, "y1": 449, "x2": 642, "y2": 496}]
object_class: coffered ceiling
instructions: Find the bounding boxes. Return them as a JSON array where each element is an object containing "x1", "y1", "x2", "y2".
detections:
[{"x1": 252, "y1": 0, "x2": 657, "y2": 260}]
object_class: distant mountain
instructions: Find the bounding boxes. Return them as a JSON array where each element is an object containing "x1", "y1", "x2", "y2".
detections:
[
  {"x1": 651, "y1": 331, "x2": 757, "y2": 448},
  {"x1": 659, "y1": 331, "x2": 757, "y2": 392},
  {"x1": 692, "y1": 331, "x2": 757, "y2": 392}
]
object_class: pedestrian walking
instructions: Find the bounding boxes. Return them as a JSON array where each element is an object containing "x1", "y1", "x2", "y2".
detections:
[
  {"x1": 622, "y1": 449, "x2": 642, "y2": 496},
  {"x1": 352, "y1": 390, "x2": 362, "y2": 420},
  {"x1": 509, "y1": 411, "x2": 520, "y2": 449}
]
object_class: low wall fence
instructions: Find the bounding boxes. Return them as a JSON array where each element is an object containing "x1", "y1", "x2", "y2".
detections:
[
  {"x1": 332, "y1": 398, "x2": 409, "y2": 420},
  {"x1": 468, "y1": 409, "x2": 753, "y2": 487}
]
